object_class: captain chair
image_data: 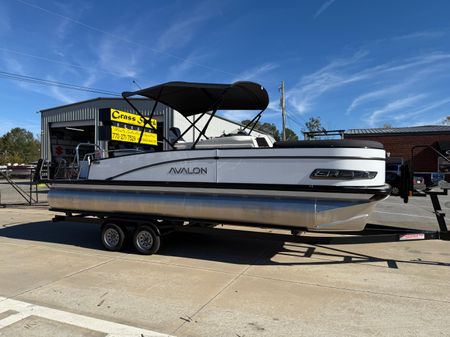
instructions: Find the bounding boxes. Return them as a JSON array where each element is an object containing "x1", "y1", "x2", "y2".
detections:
[{"x1": 168, "y1": 127, "x2": 184, "y2": 144}]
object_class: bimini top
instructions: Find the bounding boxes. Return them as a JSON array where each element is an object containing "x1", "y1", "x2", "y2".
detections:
[{"x1": 122, "y1": 81, "x2": 269, "y2": 117}]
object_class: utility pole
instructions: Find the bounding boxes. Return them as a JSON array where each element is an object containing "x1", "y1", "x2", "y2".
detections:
[{"x1": 279, "y1": 81, "x2": 286, "y2": 141}]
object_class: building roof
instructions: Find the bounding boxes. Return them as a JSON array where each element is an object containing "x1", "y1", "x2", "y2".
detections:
[
  {"x1": 39, "y1": 97, "x2": 149, "y2": 113},
  {"x1": 345, "y1": 125, "x2": 450, "y2": 136}
]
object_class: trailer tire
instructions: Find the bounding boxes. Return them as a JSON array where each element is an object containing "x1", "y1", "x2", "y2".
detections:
[
  {"x1": 101, "y1": 223, "x2": 125, "y2": 251},
  {"x1": 133, "y1": 225, "x2": 161, "y2": 255}
]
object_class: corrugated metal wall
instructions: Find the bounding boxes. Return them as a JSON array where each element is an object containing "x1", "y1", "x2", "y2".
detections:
[{"x1": 40, "y1": 98, "x2": 172, "y2": 160}]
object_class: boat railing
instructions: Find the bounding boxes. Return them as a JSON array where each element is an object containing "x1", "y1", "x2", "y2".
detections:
[{"x1": 40, "y1": 143, "x2": 105, "y2": 180}]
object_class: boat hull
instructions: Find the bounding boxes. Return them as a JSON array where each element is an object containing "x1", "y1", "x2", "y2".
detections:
[
  {"x1": 47, "y1": 143, "x2": 389, "y2": 232},
  {"x1": 48, "y1": 183, "x2": 388, "y2": 232}
]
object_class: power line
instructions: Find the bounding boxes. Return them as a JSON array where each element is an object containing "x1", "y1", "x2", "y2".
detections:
[
  {"x1": 0, "y1": 47, "x2": 129, "y2": 78},
  {"x1": 0, "y1": 70, "x2": 120, "y2": 96},
  {"x1": 286, "y1": 114, "x2": 304, "y2": 130},
  {"x1": 15, "y1": 0, "x2": 238, "y2": 78},
  {"x1": 286, "y1": 111, "x2": 308, "y2": 127}
]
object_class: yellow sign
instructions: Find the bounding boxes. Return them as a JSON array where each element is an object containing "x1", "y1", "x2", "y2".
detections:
[
  {"x1": 111, "y1": 126, "x2": 157, "y2": 145},
  {"x1": 110, "y1": 109, "x2": 157, "y2": 129}
]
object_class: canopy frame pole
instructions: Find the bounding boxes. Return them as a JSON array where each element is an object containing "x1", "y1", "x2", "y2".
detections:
[
  {"x1": 136, "y1": 86, "x2": 162, "y2": 145},
  {"x1": 172, "y1": 86, "x2": 233, "y2": 149},
  {"x1": 242, "y1": 109, "x2": 264, "y2": 134},
  {"x1": 122, "y1": 91, "x2": 174, "y2": 149},
  {"x1": 180, "y1": 114, "x2": 209, "y2": 140},
  {"x1": 169, "y1": 111, "x2": 208, "y2": 146},
  {"x1": 123, "y1": 89, "x2": 211, "y2": 149},
  {"x1": 192, "y1": 109, "x2": 217, "y2": 149},
  {"x1": 191, "y1": 86, "x2": 235, "y2": 149}
]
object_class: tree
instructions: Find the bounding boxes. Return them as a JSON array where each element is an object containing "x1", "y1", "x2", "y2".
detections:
[
  {"x1": 383, "y1": 123, "x2": 392, "y2": 128},
  {"x1": 241, "y1": 120, "x2": 280, "y2": 140},
  {"x1": 241, "y1": 120, "x2": 299, "y2": 141},
  {"x1": 285, "y1": 128, "x2": 298, "y2": 141},
  {"x1": 0, "y1": 128, "x2": 40, "y2": 164},
  {"x1": 303, "y1": 117, "x2": 323, "y2": 132}
]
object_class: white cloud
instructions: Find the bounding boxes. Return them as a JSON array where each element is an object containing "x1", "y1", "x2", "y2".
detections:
[
  {"x1": 220, "y1": 110, "x2": 258, "y2": 123},
  {"x1": 393, "y1": 98, "x2": 450, "y2": 123},
  {"x1": 82, "y1": 73, "x2": 98, "y2": 89},
  {"x1": 156, "y1": 16, "x2": 205, "y2": 52},
  {"x1": 51, "y1": 1, "x2": 90, "y2": 40},
  {"x1": 286, "y1": 50, "x2": 450, "y2": 120},
  {"x1": 156, "y1": 1, "x2": 220, "y2": 52},
  {"x1": 97, "y1": 37, "x2": 138, "y2": 78},
  {"x1": 314, "y1": 0, "x2": 336, "y2": 19},
  {"x1": 220, "y1": 109, "x2": 279, "y2": 124},
  {"x1": 267, "y1": 100, "x2": 280, "y2": 112},
  {"x1": 286, "y1": 50, "x2": 369, "y2": 114},
  {"x1": 168, "y1": 50, "x2": 212, "y2": 79},
  {"x1": 55, "y1": 17, "x2": 71, "y2": 40},
  {"x1": 411, "y1": 116, "x2": 447, "y2": 126},
  {"x1": 233, "y1": 63, "x2": 278, "y2": 82},
  {"x1": 391, "y1": 30, "x2": 445, "y2": 41},
  {"x1": 347, "y1": 87, "x2": 396, "y2": 114},
  {"x1": 366, "y1": 95, "x2": 427, "y2": 127},
  {"x1": 48, "y1": 85, "x2": 77, "y2": 104},
  {"x1": 0, "y1": 53, "x2": 87, "y2": 103}
]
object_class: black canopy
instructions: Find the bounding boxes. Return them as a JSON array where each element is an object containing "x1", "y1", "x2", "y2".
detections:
[{"x1": 122, "y1": 81, "x2": 269, "y2": 117}]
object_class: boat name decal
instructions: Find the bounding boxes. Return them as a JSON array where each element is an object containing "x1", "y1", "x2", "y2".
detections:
[{"x1": 169, "y1": 167, "x2": 208, "y2": 175}]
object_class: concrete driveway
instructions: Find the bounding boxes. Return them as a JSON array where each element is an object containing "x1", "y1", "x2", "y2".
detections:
[{"x1": 0, "y1": 199, "x2": 449, "y2": 337}]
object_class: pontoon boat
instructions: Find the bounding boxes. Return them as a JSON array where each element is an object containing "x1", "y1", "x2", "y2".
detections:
[{"x1": 44, "y1": 81, "x2": 390, "y2": 233}]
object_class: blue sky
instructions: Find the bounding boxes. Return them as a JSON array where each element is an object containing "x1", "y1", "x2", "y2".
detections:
[{"x1": 1, "y1": 0, "x2": 450, "y2": 136}]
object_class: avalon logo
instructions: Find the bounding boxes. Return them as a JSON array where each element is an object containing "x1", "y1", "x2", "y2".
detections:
[{"x1": 169, "y1": 167, "x2": 208, "y2": 175}]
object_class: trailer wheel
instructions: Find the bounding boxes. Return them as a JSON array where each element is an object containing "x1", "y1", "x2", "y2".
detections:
[
  {"x1": 101, "y1": 223, "x2": 125, "y2": 251},
  {"x1": 133, "y1": 225, "x2": 161, "y2": 255}
]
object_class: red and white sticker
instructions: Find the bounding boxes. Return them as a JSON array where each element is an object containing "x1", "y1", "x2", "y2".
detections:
[{"x1": 399, "y1": 233, "x2": 425, "y2": 241}]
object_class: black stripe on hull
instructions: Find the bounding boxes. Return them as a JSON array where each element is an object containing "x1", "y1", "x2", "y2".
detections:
[{"x1": 46, "y1": 179, "x2": 392, "y2": 196}]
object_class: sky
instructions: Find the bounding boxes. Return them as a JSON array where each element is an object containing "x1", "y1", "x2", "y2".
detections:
[{"x1": 1, "y1": 0, "x2": 450, "y2": 136}]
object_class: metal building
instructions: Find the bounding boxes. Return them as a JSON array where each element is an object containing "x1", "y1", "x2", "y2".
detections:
[
  {"x1": 40, "y1": 97, "x2": 266, "y2": 163},
  {"x1": 40, "y1": 98, "x2": 170, "y2": 163}
]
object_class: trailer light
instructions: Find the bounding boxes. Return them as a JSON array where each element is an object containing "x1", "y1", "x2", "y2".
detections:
[{"x1": 310, "y1": 169, "x2": 377, "y2": 180}]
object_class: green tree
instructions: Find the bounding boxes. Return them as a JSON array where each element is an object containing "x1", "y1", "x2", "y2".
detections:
[
  {"x1": 241, "y1": 120, "x2": 299, "y2": 141},
  {"x1": 0, "y1": 128, "x2": 40, "y2": 164},
  {"x1": 303, "y1": 117, "x2": 323, "y2": 132},
  {"x1": 242, "y1": 120, "x2": 282, "y2": 141},
  {"x1": 285, "y1": 128, "x2": 298, "y2": 141}
]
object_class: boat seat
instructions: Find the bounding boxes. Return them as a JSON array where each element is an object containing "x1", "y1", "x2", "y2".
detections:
[
  {"x1": 273, "y1": 139, "x2": 384, "y2": 149},
  {"x1": 169, "y1": 127, "x2": 184, "y2": 144}
]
